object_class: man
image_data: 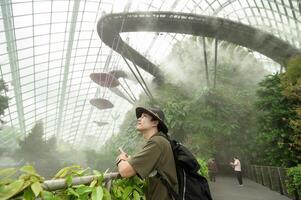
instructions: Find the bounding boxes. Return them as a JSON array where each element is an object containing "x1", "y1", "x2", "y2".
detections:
[
  {"x1": 116, "y1": 107, "x2": 178, "y2": 200},
  {"x1": 230, "y1": 157, "x2": 243, "y2": 186}
]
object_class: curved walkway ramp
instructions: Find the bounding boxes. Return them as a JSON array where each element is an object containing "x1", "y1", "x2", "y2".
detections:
[
  {"x1": 210, "y1": 176, "x2": 291, "y2": 200},
  {"x1": 97, "y1": 12, "x2": 301, "y2": 80}
]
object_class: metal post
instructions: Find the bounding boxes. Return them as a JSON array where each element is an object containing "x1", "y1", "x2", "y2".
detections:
[
  {"x1": 245, "y1": 165, "x2": 249, "y2": 179},
  {"x1": 277, "y1": 167, "x2": 284, "y2": 195},
  {"x1": 1, "y1": 1, "x2": 26, "y2": 135},
  {"x1": 56, "y1": 0, "x2": 81, "y2": 138},
  {"x1": 122, "y1": 56, "x2": 152, "y2": 100},
  {"x1": 119, "y1": 83, "x2": 136, "y2": 103},
  {"x1": 260, "y1": 166, "x2": 265, "y2": 185},
  {"x1": 123, "y1": 78, "x2": 137, "y2": 101},
  {"x1": 267, "y1": 166, "x2": 273, "y2": 190},
  {"x1": 251, "y1": 165, "x2": 256, "y2": 181},
  {"x1": 247, "y1": 165, "x2": 251, "y2": 180},
  {"x1": 254, "y1": 166, "x2": 258, "y2": 183},
  {"x1": 202, "y1": 37, "x2": 210, "y2": 88},
  {"x1": 214, "y1": 38, "x2": 218, "y2": 89}
]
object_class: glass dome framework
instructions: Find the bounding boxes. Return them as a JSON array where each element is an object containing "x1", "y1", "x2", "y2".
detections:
[{"x1": 0, "y1": 0, "x2": 300, "y2": 148}]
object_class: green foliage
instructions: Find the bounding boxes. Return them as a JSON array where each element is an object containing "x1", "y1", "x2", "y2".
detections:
[
  {"x1": 85, "y1": 150, "x2": 115, "y2": 172},
  {"x1": 152, "y1": 83, "x2": 191, "y2": 142},
  {"x1": 255, "y1": 74, "x2": 301, "y2": 166},
  {"x1": 286, "y1": 165, "x2": 301, "y2": 197},
  {"x1": 111, "y1": 37, "x2": 267, "y2": 165},
  {"x1": 44, "y1": 166, "x2": 109, "y2": 200},
  {"x1": 282, "y1": 55, "x2": 301, "y2": 163},
  {"x1": 0, "y1": 165, "x2": 44, "y2": 200},
  {"x1": 285, "y1": 55, "x2": 301, "y2": 85},
  {"x1": 154, "y1": 37, "x2": 267, "y2": 163},
  {"x1": 0, "y1": 126, "x2": 22, "y2": 156},
  {"x1": 111, "y1": 177, "x2": 146, "y2": 200},
  {"x1": 0, "y1": 165, "x2": 146, "y2": 200},
  {"x1": 250, "y1": 55, "x2": 301, "y2": 167},
  {"x1": 197, "y1": 158, "x2": 209, "y2": 179},
  {"x1": 53, "y1": 165, "x2": 89, "y2": 179},
  {"x1": 13, "y1": 121, "x2": 62, "y2": 178},
  {"x1": 0, "y1": 79, "x2": 9, "y2": 125},
  {"x1": 57, "y1": 143, "x2": 88, "y2": 168}
]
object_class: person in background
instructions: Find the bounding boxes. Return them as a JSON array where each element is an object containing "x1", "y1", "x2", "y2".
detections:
[
  {"x1": 207, "y1": 158, "x2": 218, "y2": 182},
  {"x1": 230, "y1": 157, "x2": 243, "y2": 186}
]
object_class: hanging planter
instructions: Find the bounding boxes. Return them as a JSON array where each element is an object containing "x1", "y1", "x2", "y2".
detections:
[
  {"x1": 90, "y1": 73, "x2": 120, "y2": 88},
  {"x1": 90, "y1": 98, "x2": 114, "y2": 110},
  {"x1": 93, "y1": 121, "x2": 109, "y2": 127}
]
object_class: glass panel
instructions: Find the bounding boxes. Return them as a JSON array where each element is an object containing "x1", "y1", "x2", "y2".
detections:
[{"x1": 0, "y1": 0, "x2": 299, "y2": 148}]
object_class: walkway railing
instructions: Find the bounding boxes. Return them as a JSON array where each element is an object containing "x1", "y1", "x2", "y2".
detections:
[
  {"x1": 244, "y1": 165, "x2": 299, "y2": 200},
  {"x1": 42, "y1": 172, "x2": 119, "y2": 191}
]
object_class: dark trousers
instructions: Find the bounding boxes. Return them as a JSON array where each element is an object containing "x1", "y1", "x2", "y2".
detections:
[
  {"x1": 235, "y1": 171, "x2": 243, "y2": 185},
  {"x1": 209, "y1": 172, "x2": 217, "y2": 182},
  {"x1": 235, "y1": 171, "x2": 242, "y2": 185}
]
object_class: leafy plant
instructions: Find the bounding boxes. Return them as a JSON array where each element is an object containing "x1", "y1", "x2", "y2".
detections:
[
  {"x1": 42, "y1": 166, "x2": 112, "y2": 200},
  {"x1": 53, "y1": 165, "x2": 90, "y2": 179},
  {"x1": 13, "y1": 121, "x2": 62, "y2": 178},
  {"x1": 281, "y1": 55, "x2": 301, "y2": 164},
  {"x1": 0, "y1": 79, "x2": 9, "y2": 125},
  {"x1": 284, "y1": 55, "x2": 301, "y2": 85},
  {"x1": 197, "y1": 158, "x2": 209, "y2": 179},
  {"x1": 255, "y1": 74, "x2": 301, "y2": 166},
  {"x1": 0, "y1": 126, "x2": 22, "y2": 156},
  {"x1": 0, "y1": 165, "x2": 44, "y2": 200},
  {"x1": 85, "y1": 150, "x2": 116, "y2": 173},
  {"x1": 111, "y1": 177, "x2": 146, "y2": 200},
  {"x1": 286, "y1": 165, "x2": 301, "y2": 197},
  {"x1": 0, "y1": 164, "x2": 146, "y2": 200}
]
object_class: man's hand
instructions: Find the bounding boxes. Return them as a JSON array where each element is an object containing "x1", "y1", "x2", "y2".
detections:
[
  {"x1": 115, "y1": 147, "x2": 136, "y2": 178},
  {"x1": 116, "y1": 147, "x2": 129, "y2": 164}
]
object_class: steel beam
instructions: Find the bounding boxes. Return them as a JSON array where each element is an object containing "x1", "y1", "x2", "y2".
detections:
[
  {"x1": 56, "y1": 0, "x2": 81, "y2": 138},
  {"x1": 1, "y1": 1, "x2": 26, "y2": 135}
]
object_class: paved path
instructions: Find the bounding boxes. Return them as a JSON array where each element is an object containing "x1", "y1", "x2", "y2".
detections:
[{"x1": 209, "y1": 176, "x2": 291, "y2": 200}]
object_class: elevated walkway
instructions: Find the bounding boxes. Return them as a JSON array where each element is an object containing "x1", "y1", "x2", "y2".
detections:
[
  {"x1": 98, "y1": 12, "x2": 301, "y2": 80},
  {"x1": 210, "y1": 176, "x2": 291, "y2": 200}
]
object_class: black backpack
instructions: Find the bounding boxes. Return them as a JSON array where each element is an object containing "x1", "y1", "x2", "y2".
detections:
[{"x1": 156, "y1": 137, "x2": 213, "y2": 200}]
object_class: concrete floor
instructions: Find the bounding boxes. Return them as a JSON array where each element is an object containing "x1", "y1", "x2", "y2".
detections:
[{"x1": 209, "y1": 176, "x2": 292, "y2": 200}]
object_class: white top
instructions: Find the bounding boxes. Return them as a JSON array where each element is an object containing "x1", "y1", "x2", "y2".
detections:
[{"x1": 233, "y1": 159, "x2": 241, "y2": 171}]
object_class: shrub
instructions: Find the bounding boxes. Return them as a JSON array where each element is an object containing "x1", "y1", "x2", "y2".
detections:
[
  {"x1": 286, "y1": 165, "x2": 301, "y2": 198},
  {"x1": 198, "y1": 158, "x2": 209, "y2": 179}
]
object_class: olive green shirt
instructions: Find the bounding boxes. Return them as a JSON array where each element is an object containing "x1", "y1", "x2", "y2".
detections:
[{"x1": 128, "y1": 132, "x2": 178, "y2": 200}]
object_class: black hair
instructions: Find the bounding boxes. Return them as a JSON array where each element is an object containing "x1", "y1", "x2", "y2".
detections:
[{"x1": 150, "y1": 116, "x2": 158, "y2": 122}]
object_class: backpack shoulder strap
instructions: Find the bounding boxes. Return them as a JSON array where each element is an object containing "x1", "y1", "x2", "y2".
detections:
[
  {"x1": 154, "y1": 135, "x2": 180, "y2": 200},
  {"x1": 155, "y1": 172, "x2": 180, "y2": 200}
]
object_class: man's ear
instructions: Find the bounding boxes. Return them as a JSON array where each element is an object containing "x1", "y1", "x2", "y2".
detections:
[{"x1": 152, "y1": 120, "x2": 159, "y2": 127}]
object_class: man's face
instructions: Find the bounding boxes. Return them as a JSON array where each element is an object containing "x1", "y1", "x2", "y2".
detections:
[{"x1": 136, "y1": 112, "x2": 158, "y2": 132}]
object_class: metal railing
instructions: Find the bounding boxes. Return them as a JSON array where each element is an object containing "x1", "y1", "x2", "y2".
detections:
[
  {"x1": 244, "y1": 165, "x2": 299, "y2": 200},
  {"x1": 42, "y1": 172, "x2": 119, "y2": 191}
]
